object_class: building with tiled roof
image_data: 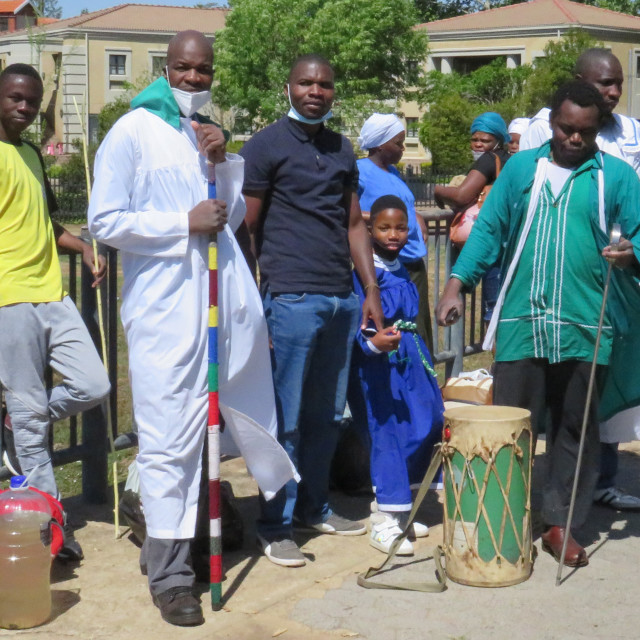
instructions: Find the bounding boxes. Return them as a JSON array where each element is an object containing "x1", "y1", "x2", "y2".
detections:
[
  {"x1": 397, "y1": 0, "x2": 640, "y2": 165},
  {"x1": 420, "y1": 0, "x2": 640, "y2": 116},
  {"x1": 0, "y1": 0, "x2": 37, "y2": 33},
  {"x1": 0, "y1": 4, "x2": 228, "y2": 150}
]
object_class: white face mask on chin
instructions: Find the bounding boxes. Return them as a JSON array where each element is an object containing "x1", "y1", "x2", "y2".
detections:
[
  {"x1": 166, "y1": 67, "x2": 211, "y2": 117},
  {"x1": 472, "y1": 142, "x2": 500, "y2": 162},
  {"x1": 171, "y1": 86, "x2": 211, "y2": 117}
]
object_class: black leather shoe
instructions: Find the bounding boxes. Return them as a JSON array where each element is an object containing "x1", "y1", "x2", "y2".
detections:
[
  {"x1": 56, "y1": 520, "x2": 84, "y2": 563},
  {"x1": 152, "y1": 586, "x2": 204, "y2": 626}
]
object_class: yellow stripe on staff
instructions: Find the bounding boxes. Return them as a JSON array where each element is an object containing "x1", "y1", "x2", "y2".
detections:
[
  {"x1": 209, "y1": 245, "x2": 218, "y2": 264},
  {"x1": 209, "y1": 306, "x2": 218, "y2": 327}
]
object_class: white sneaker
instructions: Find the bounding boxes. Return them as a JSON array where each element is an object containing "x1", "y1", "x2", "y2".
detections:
[
  {"x1": 369, "y1": 513, "x2": 414, "y2": 556},
  {"x1": 371, "y1": 500, "x2": 428, "y2": 539},
  {"x1": 411, "y1": 521, "x2": 429, "y2": 538}
]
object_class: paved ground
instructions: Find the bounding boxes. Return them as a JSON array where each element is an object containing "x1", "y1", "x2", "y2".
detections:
[{"x1": 2, "y1": 441, "x2": 640, "y2": 640}]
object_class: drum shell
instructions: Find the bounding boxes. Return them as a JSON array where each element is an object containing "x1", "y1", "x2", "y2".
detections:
[{"x1": 442, "y1": 405, "x2": 533, "y2": 587}]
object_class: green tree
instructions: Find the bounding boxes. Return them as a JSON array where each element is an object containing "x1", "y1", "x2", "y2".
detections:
[
  {"x1": 419, "y1": 93, "x2": 478, "y2": 169},
  {"x1": 419, "y1": 29, "x2": 599, "y2": 169},
  {"x1": 520, "y1": 28, "x2": 600, "y2": 114},
  {"x1": 414, "y1": 0, "x2": 486, "y2": 22},
  {"x1": 213, "y1": 0, "x2": 428, "y2": 129},
  {"x1": 32, "y1": 0, "x2": 62, "y2": 18}
]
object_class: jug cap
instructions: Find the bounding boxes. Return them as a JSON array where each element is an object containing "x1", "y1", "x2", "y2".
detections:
[{"x1": 9, "y1": 476, "x2": 28, "y2": 489}]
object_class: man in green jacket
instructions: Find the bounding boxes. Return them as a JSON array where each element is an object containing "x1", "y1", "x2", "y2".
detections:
[{"x1": 437, "y1": 81, "x2": 640, "y2": 568}]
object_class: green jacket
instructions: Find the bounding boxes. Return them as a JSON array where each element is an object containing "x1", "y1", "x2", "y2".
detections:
[{"x1": 451, "y1": 141, "x2": 640, "y2": 419}]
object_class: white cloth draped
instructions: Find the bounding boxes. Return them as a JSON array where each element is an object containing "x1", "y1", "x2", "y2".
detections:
[
  {"x1": 88, "y1": 109, "x2": 297, "y2": 539},
  {"x1": 520, "y1": 108, "x2": 640, "y2": 177}
]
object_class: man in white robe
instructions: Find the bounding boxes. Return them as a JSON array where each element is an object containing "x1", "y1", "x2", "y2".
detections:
[{"x1": 88, "y1": 31, "x2": 296, "y2": 626}]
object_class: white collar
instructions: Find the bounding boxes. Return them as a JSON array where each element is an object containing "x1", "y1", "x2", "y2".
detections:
[{"x1": 374, "y1": 253, "x2": 402, "y2": 272}]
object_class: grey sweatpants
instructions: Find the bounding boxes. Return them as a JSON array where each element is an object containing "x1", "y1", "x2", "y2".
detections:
[{"x1": 0, "y1": 297, "x2": 111, "y2": 497}]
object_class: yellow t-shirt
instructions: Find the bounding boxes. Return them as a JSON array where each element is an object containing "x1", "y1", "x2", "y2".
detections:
[{"x1": 0, "y1": 141, "x2": 63, "y2": 307}]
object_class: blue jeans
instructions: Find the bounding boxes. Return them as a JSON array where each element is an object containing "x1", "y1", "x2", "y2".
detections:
[
  {"x1": 481, "y1": 264, "x2": 501, "y2": 323},
  {"x1": 258, "y1": 290, "x2": 360, "y2": 538}
]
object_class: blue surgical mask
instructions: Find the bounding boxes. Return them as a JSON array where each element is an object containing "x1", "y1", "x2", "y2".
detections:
[{"x1": 286, "y1": 84, "x2": 333, "y2": 125}]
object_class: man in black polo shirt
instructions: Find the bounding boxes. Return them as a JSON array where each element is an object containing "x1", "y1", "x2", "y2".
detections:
[{"x1": 240, "y1": 54, "x2": 383, "y2": 567}]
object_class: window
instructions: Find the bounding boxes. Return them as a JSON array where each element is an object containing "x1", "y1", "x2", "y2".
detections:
[
  {"x1": 0, "y1": 18, "x2": 8, "y2": 32},
  {"x1": 88, "y1": 114, "x2": 99, "y2": 145},
  {"x1": 151, "y1": 55, "x2": 167, "y2": 78},
  {"x1": 406, "y1": 117, "x2": 419, "y2": 138},
  {"x1": 106, "y1": 50, "x2": 130, "y2": 91},
  {"x1": 452, "y1": 55, "x2": 505, "y2": 75},
  {"x1": 109, "y1": 54, "x2": 126, "y2": 76}
]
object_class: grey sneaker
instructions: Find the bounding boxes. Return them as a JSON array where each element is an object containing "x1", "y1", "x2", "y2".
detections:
[
  {"x1": 257, "y1": 534, "x2": 306, "y2": 567},
  {"x1": 294, "y1": 513, "x2": 366, "y2": 536},
  {"x1": 594, "y1": 487, "x2": 640, "y2": 511}
]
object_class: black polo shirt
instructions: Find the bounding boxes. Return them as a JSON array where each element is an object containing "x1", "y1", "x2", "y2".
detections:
[{"x1": 240, "y1": 116, "x2": 359, "y2": 294}]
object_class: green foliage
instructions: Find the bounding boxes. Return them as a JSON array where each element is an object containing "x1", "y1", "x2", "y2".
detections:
[
  {"x1": 32, "y1": 0, "x2": 62, "y2": 18},
  {"x1": 213, "y1": 0, "x2": 428, "y2": 128},
  {"x1": 226, "y1": 139, "x2": 245, "y2": 154},
  {"x1": 97, "y1": 95, "x2": 130, "y2": 143},
  {"x1": 420, "y1": 93, "x2": 478, "y2": 170},
  {"x1": 420, "y1": 29, "x2": 599, "y2": 168},
  {"x1": 519, "y1": 28, "x2": 601, "y2": 114},
  {"x1": 414, "y1": 0, "x2": 485, "y2": 22}
]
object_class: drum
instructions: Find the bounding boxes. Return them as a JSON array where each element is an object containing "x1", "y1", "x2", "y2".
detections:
[{"x1": 442, "y1": 405, "x2": 533, "y2": 587}]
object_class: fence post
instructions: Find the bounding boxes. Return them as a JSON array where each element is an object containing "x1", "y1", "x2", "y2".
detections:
[{"x1": 79, "y1": 238, "x2": 109, "y2": 504}]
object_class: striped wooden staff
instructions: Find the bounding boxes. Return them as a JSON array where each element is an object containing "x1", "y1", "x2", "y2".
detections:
[{"x1": 207, "y1": 163, "x2": 223, "y2": 610}]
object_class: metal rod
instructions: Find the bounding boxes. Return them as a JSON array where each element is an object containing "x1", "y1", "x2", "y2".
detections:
[
  {"x1": 556, "y1": 224, "x2": 621, "y2": 584},
  {"x1": 72, "y1": 95, "x2": 119, "y2": 534}
]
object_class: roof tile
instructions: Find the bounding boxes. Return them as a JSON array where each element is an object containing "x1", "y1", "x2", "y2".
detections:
[
  {"x1": 9, "y1": 3, "x2": 228, "y2": 34},
  {"x1": 421, "y1": 0, "x2": 640, "y2": 32}
]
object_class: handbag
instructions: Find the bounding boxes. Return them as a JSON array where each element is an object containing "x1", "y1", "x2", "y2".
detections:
[{"x1": 449, "y1": 153, "x2": 502, "y2": 247}]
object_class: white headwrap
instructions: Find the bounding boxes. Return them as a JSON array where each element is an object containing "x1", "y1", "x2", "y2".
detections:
[
  {"x1": 357, "y1": 113, "x2": 405, "y2": 151},
  {"x1": 508, "y1": 117, "x2": 530, "y2": 136}
]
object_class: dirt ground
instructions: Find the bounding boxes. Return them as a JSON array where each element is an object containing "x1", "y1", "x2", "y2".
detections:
[{"x1": 2, "y1": 440, "x2": 640, "y2": 640}]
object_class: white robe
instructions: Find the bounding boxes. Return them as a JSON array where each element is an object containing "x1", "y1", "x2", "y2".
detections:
[
  {"x1": 520, "y1": 107, "x2": 640, "y2": 176},
  {"x1": 88, "y1": 108, "x2": 297, "y2": 539}
]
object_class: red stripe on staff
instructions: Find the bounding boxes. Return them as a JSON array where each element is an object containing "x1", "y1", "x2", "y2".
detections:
[
  {"x1": 209, "y1": 269, "x2": 218, "y2": 307},
  {"x1": 209, "y1": 554, "x2": 223, "y2": 583},
  {"x1": 208, "y1": 391, "x2": 219, "y2": 425},
  {"x1": 209, "y1": 478, "x2": 220, "y2": 518}
]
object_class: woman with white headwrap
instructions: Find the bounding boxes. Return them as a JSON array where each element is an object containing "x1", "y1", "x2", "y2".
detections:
[
  {"x1": 507, "y1": 117, "x2": 530, "y2": 155},
  {"x1": 356, "y1": 113, "x2": 433, "y2": 351}
]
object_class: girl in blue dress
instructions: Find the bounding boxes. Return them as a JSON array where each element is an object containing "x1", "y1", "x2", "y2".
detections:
[{"x1": 351, "y1": 195, "x2": 444, "y2": 555}]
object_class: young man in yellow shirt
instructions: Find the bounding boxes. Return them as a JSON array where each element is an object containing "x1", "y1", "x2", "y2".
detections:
[{"x1": 0, "y1": 63, "x2": 110, "y2": 560}]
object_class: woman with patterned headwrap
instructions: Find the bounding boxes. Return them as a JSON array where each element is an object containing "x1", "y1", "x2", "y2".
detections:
[
  {"x1": 434, "y1": 112, "x2": 511, "y2": 324},
  {"x1": 356, "y1": 113, "x2": 433, "y2": 351}
]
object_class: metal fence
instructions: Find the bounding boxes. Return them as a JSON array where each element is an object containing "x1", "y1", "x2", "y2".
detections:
[
  {"x1": 47, "y1": 167, "x2": 467, "y2": 220},
  {"x1": 1, "y1": 197, "x2": 484, "y2": 502},
  {"x1": 0, "y1": 243, "x2": 134, "y2": 503},
  {"x1": 401, "y1": 167, "x2": 465, "y2": 208},
  {"x1": 48, "y1": 176, "x2": 88, "y2": 221},
  {"x1": 422, "y1": 209, "x2": 485, "y2": 378}
]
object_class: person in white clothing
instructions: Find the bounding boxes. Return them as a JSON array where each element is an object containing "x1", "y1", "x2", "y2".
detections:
[
  {"x1": 520, "y1": 48, "x2": 640, "y2": 512},
  {"x1": 88, "y1": 31, "x2": 296, "y2": 626}
]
